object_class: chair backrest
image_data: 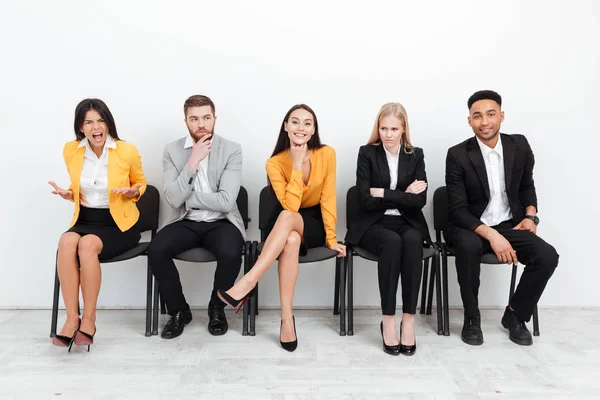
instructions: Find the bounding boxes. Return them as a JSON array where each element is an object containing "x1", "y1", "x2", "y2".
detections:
[
  {"x1": 258, "y1": 186, "x2": 279, "y2": 241},
  {"x1": 135, "y1": 185, "x2": 160, "y2": 233},
  {"x1": 433, "y1": 186, "x2": 449, "y2": 239},
  {"x1": 237, "y1": 186, "x2": 250, "y2": 230},
  {"x1": 345, "y1": 186, "x2": 360, "y2": 229}
]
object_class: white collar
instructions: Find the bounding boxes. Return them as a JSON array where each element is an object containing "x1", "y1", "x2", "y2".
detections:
[
  {"x1": 184, "y1": 135, "x2": 194, "y2": 149},
  {"x1": 476, "y1": 135, "x2": 503, "y2": 158},
  {"x1": 78, "y1": 135, "x2": 117, "y2": 150},
  {"x1": 383, "y1": 144, "x2": 400, "y2": 159}
]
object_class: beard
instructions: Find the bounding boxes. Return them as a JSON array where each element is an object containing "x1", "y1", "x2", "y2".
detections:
[{"x1": 188, "y1": 127, "x2": 214, "y2": 142}]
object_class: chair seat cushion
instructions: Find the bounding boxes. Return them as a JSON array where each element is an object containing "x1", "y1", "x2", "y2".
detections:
[
  {"x1": 256, "y1": 242, "x2": 339, "y2": 263},
  {"x1": 174, "y1": 248, "x2": 217, "y2": 263},
  {"x1": 353, "y1": 245, "x2": 437, "y2": 262},
  {"x1": 103, "y1": 242, "x2": 150, "y2": 263}
]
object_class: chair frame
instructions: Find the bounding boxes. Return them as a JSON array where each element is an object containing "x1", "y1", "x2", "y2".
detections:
[
  {"x1": 247, "y1": 186, "x2": 346, "y2": 337},
  {"x1": 50, "y1": 185, "x2": 160, "y2": 338},
  {"x1": 432, "y1": 186, "x2": 540, "y2": 337}
]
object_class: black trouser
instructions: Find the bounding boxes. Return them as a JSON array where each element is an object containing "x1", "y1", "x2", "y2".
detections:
[
  {"x1": 447, "y1": 220, "x2": 559, "y2": 322},
  {"x1": 147, "y1": 219, "x2": 244, "y2": 315},
  {"x1": 359, "y1": 215, "x2": 423, "y2": 315}
]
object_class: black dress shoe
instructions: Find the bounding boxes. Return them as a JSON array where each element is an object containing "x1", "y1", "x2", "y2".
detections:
[
  {"x1": 461, "y1": 313, "x2": 484, "y2": 346},
  {"x1": 208, "y1": 304, "x2": 228, "y2": 336},
  {"x1": 380, "y1": 322, "x2": 401, "y2": 356},
  {"x1": 399, "y1": 322, "x2": 416, "y2": 356},
  {"x1": 161, "y1": 309, "x2": 192, "y2": 339},
  {"x1": 501, "y1": 307, "x2": 533, "y2": 346}
]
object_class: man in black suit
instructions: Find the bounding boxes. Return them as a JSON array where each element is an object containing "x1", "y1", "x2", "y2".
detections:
[{"x1": 445, "y1": 90, "x2": 558, "y2": 346}]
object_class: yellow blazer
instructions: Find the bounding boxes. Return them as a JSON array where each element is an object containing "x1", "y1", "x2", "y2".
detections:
[{"x1": 63, "y1": 139, "x2": 147, "y2": 232}]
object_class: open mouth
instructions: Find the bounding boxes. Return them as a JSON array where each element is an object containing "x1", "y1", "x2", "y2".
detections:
[
  {"x1": 92, "y1": 132, "x2": 104, "y2": 141},
  {"x1": 293, "y1": 133, "x2": 306, "y2": 138}
]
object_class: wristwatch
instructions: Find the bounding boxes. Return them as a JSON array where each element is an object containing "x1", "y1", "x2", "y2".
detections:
[{"x1": 525, "y1": 215, "x2": 539, "y2": 226}]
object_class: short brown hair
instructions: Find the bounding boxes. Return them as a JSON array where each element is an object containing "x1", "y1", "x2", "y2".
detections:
[{"x1": 184, "y1": 95, "x2": 215, "y2": 117}]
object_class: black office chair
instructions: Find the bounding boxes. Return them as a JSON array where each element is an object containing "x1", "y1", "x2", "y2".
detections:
[
  {"x1": 432, "y1": 186, "x2": 540, "y2": 337},
  {"x1": 152, "y1": 186, "x2": 252, "y2": 336},
  {"x1": 248, "y1": 186, "x2": 346, "y2": 336},
  {"x1": 342, "y1": 186, "x2": 443, "y2": 336},
  {"x1": 50, "y1": 185, "x2": 160, "y2": 338}
]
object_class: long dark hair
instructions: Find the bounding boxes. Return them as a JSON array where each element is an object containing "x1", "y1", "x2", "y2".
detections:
[
  {"x1": 73, "y1": 98, "x2": 120, "y2": 141},
  {"x1": 270, "y1": 104, "x2": 323, "y2": 157}
]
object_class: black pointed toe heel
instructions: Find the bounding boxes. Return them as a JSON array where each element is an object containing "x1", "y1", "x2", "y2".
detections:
[
  {"x1": 52, "y1": 318, "x2": 80, "y2": 352},
  {"x1": 74, "y1": 325, "x2": 96, "y2": 352},
  {"x1": 280, "y1": 316, "x2": 298, "y2": 352},
  {"x1": 217, "y1": 287, "x2": 255, "y2": 313}
]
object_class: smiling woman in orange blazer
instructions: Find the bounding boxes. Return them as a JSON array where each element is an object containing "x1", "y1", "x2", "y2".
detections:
[{"x1": 49, "y1": 98, "x2": 146, "y2": 352}]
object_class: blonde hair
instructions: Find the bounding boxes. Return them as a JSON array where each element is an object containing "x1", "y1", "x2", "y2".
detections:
[{"x1": 367, "y1": 102, "x2": 414, "y2": 153}]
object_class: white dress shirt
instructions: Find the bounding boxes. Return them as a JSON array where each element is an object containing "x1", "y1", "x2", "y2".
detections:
[
  {"x1": 383, "y1": 146, "x2": 402, "y2": 216},
  {"x1": 184, "y1": 136, "x2": 225, "y2": 223},
  {"x1": 477, "y1": 137, "x2": 513, "y2": 226},
  {"x1": 79, "y1": 136, "x2": 116, "y2": 209}
]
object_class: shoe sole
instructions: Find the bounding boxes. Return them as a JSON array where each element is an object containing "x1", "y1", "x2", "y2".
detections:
[
  {"x1": 502, "y1": 320, "x2": 533, "y2": 346},
  {"x1": 160, "y1": 317, "x2": 192, "y2": 339},
  {"x1": 461, "y1": 335, "x2": 483, "y2": 346}
]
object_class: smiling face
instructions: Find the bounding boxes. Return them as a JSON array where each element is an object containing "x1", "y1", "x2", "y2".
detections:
[
  {"x1": 468, "y1": 99, "x2": 504, "y2": 146},
  {"x1": 80, "y1": 109, "x2": 108, "y2": 150},
  {"x1": 185, "y1": 105, "x2": 216, "y2": 142},
  {"x1": 378, "y1": 114, "x2": 405, "y2": 155},
  {"x1": 284, "y1": 108, "x2": 315, "y2": 146}
]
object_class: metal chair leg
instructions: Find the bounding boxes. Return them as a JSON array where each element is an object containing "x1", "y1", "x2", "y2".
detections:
[
  {"x1": 333, "y1": 257, "x2": 341, "y2": 315},
  {"x1": 435, "y1": 249, "x2": 443, "y2": 336},
  {"x1": 441, "y1": 246, "x2": 450, "y2": 336},
  {"x1": 533, "y1": 304, "x2": 540, "y2": 336},
  {"x1": 337, "y1": 256, "x2": 346, "y2": 336},
  {"x1": 509, "y1": 264, "x2": 517, "y2": 299},
  {"x1": 242, "y1": 242, "x2": 250, "y2": 336},
  {"x1": 346, "y1": 252, "x2": 353, "y2": 336},
  {"x1": 50, "y1": 254, "x2": 60, "y2": 338},
  {"x1": 426, "y1": 259, "x2": 436, "y2": 315},
  {"x1": 249, "y1": 241, "x2": 257, "y2": 336},
  {"x1": 145, "y1": 261, "x2": 152, "y2": 337},
  {"x1": 152, "y1": 279, "x2": 159, "y2": 336},
  {"x1": 420, "y1": 258, "x2": 429, "y2": 314}
]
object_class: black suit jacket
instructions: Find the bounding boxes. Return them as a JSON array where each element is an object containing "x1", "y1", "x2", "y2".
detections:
[
  {"x1": 345, "y1": 144, "x2": 431, "y2": 246},
  {"x1": 445, "y1": 133, "x2": 537, "y2": 233}
]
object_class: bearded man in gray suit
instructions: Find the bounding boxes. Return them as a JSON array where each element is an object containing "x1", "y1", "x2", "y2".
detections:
[{"x1": 148, "y1": 95, "x2": 245, "y2": 339}]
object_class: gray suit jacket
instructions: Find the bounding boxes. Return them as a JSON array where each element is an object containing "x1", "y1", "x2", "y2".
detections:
[{"x1": 160, "y1": 134, "x2": 245, "y2": 239}]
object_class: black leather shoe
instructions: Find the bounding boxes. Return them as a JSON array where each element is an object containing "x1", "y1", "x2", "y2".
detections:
[
  {"x1": 461, "y1": 313, "x2": 484, "y2": 346},
  {"x1": 161, "y1": 309, "x2": 192, "y2": 339},
  {"x1": 501, "y1": 307, "x2": 533, "y2": 346},
  {"x1": 208, "y1": 304, "x2": 228, "y2": 336},
  {"x1": 380, "y1": 322, "x2": 401, "y2": 356},
  {"x1": 399, "y1": 322, "x2": 416, "y2": 356}
]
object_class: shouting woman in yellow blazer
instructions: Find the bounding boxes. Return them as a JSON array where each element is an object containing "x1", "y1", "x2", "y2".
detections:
[{"x1": 48, "y1": 98, "x2": 146, "y2": 351}]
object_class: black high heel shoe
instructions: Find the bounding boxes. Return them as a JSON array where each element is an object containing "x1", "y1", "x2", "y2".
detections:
[
  {"x1": 380, "y1": 322, "x2": 401, "y2": 356},
  {"x1": 280, "y1": 316, "x2": 298, "y2": 352},
  {"x1": 217, "y1": 287, "x2": 256, "y2": 313},
  {"x1": 74, "y1": 325, "x2": 96, "y2": 352},
  {"x1": 52, "y1": 318, "x2": 80, "y2": 352},
  {"x1": 399, "y1": 321, "x2": 417, "y2": 356}
]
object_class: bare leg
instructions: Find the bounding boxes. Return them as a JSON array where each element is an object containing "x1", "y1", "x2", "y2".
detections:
[
  {"x1": 382, "y1": 315, "x2": 399, "y2": 346},
  {"x1": 278, "y1": 231, "x2": 301, "y2": 342},
  {"x1": 57, "y1": 232, "x2": 82, "y2": 337},
  {"x1": 401, "y1": 313, "x2": 415, "y2": 345},
  {"x1": 224, "y1": 210, "x2": 304, "y2": 301},
  {"x1": 78, "y1": 235, "x2": 103, "y2": 335}
]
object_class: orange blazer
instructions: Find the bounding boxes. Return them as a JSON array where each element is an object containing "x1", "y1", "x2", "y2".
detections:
[{"x1": 63, "y1": 140, "x2": 147, "y2": 232}]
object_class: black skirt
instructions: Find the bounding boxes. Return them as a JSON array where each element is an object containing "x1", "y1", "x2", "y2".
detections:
[
  {"x1": 67, "y1": 206, "x2": 141, "y2": 261},
  {"x1": 265, "y1": 203, "x2": 326, "y2": 257}
]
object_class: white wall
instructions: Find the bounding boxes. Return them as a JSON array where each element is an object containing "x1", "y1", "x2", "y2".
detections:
[{"x1": 1, "y1": 0, "x2": 598, "y2": 309}]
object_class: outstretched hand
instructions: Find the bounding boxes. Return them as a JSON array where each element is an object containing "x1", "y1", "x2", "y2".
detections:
[
  {"x1": 111, "y1": 184, "x2": 142, "y2": 198},
  {"x1": 48, "y1": 181, "x2": 73, "y2": 201}
]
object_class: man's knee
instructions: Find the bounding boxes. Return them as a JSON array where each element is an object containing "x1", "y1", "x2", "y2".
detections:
[
  {"x1": 452, "y1": 229, "x2": 483, "y2": 256},
  {"x1": 402, "y1": 229, "x2": 422, "y2": 247}
]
